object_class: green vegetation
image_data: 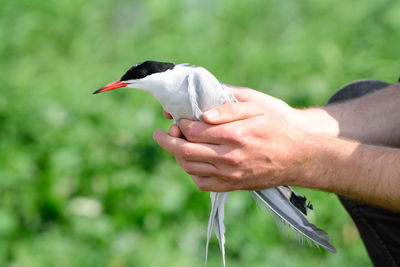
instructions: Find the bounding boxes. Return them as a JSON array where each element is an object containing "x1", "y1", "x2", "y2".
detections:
[{"x1": 1, "y1": 0, "x2": 399, "y2": 266}]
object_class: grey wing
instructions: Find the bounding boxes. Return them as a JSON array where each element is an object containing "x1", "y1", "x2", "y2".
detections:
[
  {"x1": 254, "y1": 188, "x2": 336, "y2": 253},
  {"x1": 277, "y1": 186, "x2": 312, "y2": 215}
]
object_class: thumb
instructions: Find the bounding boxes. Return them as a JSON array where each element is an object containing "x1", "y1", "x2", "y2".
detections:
[
  {"x1": 202, "y1": 102, "x2": 264, "y2": 124},
  {"x1": 223, "y1": 84, "x2": 262, "y2": 102}
]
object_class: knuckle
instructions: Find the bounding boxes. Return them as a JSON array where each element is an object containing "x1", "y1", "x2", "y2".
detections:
[
  {"x1": 221, "y1": 170, "x2": 242, "y2": 183},
  {"x1": 218, "y1": 125, "x2": 229, "y2": 139},
  {"x1": 179, "y1": 144, "x2": 192, "y2": 159},
  {"x1": 182, "y1": 161, "x2": 194, "y2": 174},
  {"x1": 230, "y1": 171, "x2": 243, "y2": 181},
  {"x1": 223, "y1": 150, "x2": 243, "y2": 165},
  {"x1": 228, "y1": 129, "x2": 245, "y2": 145},
  {"x1": 183, "y1": 124, "x2": 197, "y2": 141}
]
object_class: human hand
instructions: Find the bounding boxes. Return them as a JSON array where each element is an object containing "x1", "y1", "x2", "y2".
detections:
[
  {"x1": 154, "y1": 87, "x2": 307, "y2": 191},
  {"x1": 162, "y1": 84, "x2": 299, "y2": 126}
]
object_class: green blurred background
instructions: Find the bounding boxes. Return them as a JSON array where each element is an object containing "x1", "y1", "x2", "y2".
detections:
[{"x1": 1, "y1": 0, "x2": 399, "y2": 266}]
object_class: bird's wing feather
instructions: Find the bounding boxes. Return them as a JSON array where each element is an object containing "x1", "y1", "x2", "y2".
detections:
[
  {"x1": 205, "y1": 192, "x2": 229, "y2": 267},
  {"x1": 205, "y1": 192, "x2": 218, "y2": 263},
  {"x1": 253, "y1": 189, "x2": 336, "y2": 253},
  {"x1": 213, "y1": 192, "x2": 229, "y2": 267},
  {"x1": 277, "y1": 186, "x2": 312, "y2": 215}
]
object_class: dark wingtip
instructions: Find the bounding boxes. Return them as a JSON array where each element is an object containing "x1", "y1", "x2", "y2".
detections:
[{"x1": 289, "y1": 194, "x2": 308, "y2": 215}]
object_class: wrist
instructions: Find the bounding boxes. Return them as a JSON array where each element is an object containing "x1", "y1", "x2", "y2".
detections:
[
  {"x1": 290, "y1": 133, "x2": 358, "y2": 191},
  {"x1": 292, "y1": 107, "x2": 340, "y2": 137},
  {"x1": 291, "y1": 131, "x2": 400, "y2": 211}
]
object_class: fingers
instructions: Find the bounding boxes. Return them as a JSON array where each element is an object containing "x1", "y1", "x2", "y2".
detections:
[
  {"x1": 178, "y1": 119, "x2": 228, "y2": 144},
  {"x1": 153, "y1": 130, "x2": 233, "y2": 191},
  {"x1": 223, "y1": 84, "x2": 262, "y2": 102},
  {"x1": 230, "y1": 88, "x2": 261, "y2": 102},
  {"x1": 191, "y1": 176, "x2": 232, "y2": 192},
  {"x1": 169, "y1": 124, "x2": 183, "y2": 138},
  {"x1": 153, "y1": 129, "x2": 219, "y2": 162},
  {"x1": 153, "y1": 129, "x2": 242, "y2": 192},
  {"x1": 222, "y1": 83, "x2": 250, "y2": 91},
  {"x1": 202, "y1": 102, "x2": 264, "y2": 124},
  {"x1": 177, "y1": 159, "x2": 218, "y2": 177},
  {"x1": 178, "y1": 103, "x2": 264, "y2": 144},
  {"x1": 224, "y1": 84, "x2": 283, "y2": 107}
]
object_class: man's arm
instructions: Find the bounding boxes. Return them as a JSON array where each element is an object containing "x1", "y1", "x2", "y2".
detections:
[
  {"x1": 290, "y1": 133, "x2": 400, "y2": 212},
  {"x1": 296, "y1": 83, "x2": 400, "y2": 147},
  {"x1": 153, "y1": 84, "x2": 400, "y2": 212}
]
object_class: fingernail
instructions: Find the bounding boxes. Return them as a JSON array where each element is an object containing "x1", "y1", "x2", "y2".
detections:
[{"x1": 204, "y1": 109, "x2": 219, "y2": 119}]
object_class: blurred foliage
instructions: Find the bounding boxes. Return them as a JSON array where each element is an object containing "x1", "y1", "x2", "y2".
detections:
[{"x1": 1, "y1": 0, "x2": 399, "y2": 266}]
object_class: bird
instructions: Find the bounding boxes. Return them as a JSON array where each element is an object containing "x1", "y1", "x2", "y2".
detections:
[{"x1": 93, "y1": 60, "x2": 336, "y2": 265}]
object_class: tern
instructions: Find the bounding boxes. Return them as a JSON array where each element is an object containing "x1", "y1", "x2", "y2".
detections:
[{"x1": 94, "y1": 60, "x2": 336, "y2": 265}]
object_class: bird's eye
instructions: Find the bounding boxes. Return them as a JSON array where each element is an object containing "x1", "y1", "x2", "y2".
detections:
[{"x1": 137, "y1": 71, "x2": 146, "y2": 79}]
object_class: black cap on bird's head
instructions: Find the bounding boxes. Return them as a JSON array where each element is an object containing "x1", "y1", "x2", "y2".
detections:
[
  {"x1": 93, "y1": 60, "x2": 175, "y2": 94},
  {"x1": 120, "y1": 61, "x2": 175, "y2": 81}
]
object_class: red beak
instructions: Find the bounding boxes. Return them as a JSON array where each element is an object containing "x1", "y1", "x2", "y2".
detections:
[{"x1": 93, "y1": 80, "x2": 128, "y2": 94}]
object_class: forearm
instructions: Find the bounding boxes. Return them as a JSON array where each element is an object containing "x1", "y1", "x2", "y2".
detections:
[
  {"x1": 296, "y1": 83, "x2": 400, "y2": 147},
  {"x1": 294, "y1": 134, "x2": 400, "y2": 212}
]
